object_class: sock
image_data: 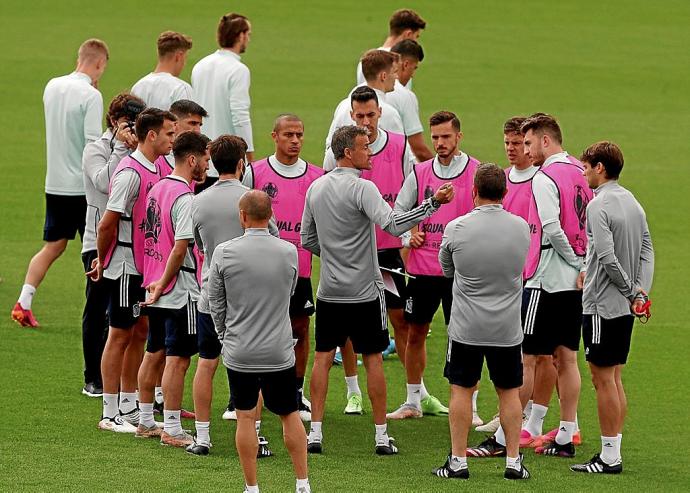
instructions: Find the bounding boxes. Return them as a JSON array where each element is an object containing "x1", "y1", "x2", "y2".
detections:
[
  {"x1": 555, "y1": 420, "x2": 576, "y2": 445},
  {"x1": 296, "y1": 376, "x2": 305, "y2": 401},
  {"x1": 471, "y1": 390, "x2": 479, "y2": 413},
  {"x1": 195, "y1": 421, "x2": 210, "y2": 445},
  {"x1": 407, "y1": 383, "x2": 422, "y2": 408},
  {"x1": 164, "y1": 410, "x2": 182, "y2": 436},
  {"x1": 296, "y1": 478, "x2": 310, "y2": 492},
  {"x1": 575, "y1": 413, "x2": 580, "y2": 432},
  {"x1": 600, "y1": 435, "x2": 619, "y2": 465},
  {"x1": 345, "y1": 376, "x2": 361, "y2": 398},
  {"x1": 119, "y1": 392, "x2": 138, "y2": 414},
  {"x1": 494, "y1": 425, "x2": 506, "y2": 446},
  {"x1": 506, "y1": 455, "x2": 521, "y2": 471},
  {"x1": 420, "y1": 380, "x2": 430, "y2": 400},
  {"x1": 524, "y1": 400, "x2": 533, "y2": 420},
  {"x1": 139, "y1": 403, "x2": 155, "y2": 427},
  {"x1": 102, "y1": 393, "x2": 119, "y2": 419},
  {"x1": 18, "y1": 284, "x2": 36, "y2": 310},
  {"x1": 154, "y1": 386, "x2": 164, "y2": 405},
  {"x1": 245, "y1": 485, "x2": 259, "y2": 493},
  {"x1": 308, "y1": 422, "x2": 322, "y2": 441},
  {"x1": 524, "y1": 403, "x2": 548, "y2": 437},
  {"x1": 449, "y1": 455, "x2": 467, "y2": 471},
  {"x1": 375, "y1": 423, "x2": 388, "y2": 443},
  {"x1": 255, "y1": 420, "x2": 261, "y2": 436},
  {"x1": 616, "y1": 433, "x2": 623, "y2": 460}
]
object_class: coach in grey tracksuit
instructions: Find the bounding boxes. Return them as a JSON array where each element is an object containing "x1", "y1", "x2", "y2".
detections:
[
  {"x1": 434, "y1": 163, "x2": 530, "y2": 480},
  {"x1": 300, "y1": 125, "x2": 455, "y2": 456}
]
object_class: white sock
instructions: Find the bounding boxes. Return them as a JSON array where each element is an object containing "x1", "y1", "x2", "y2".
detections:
[
  {"x1": 524, "y1": 400, "x2": 533, "y2": 420},
  {"x1": 345, "y1": 376, "x2": 361, "y2": 398},
  {"x1": 308, "y1": 422, "x2": 322, "y2": 441},
  {"x1": 407, "y1": 383, "x2": 422, "y2": 408},
  {"x1": 471, "y1": 390, "x2": 479, "y2": 413},
  {"x1": 375, "y1": 423, "x2": 388, "y2": 443},
  {"x1": 494, "y1": 425, "x2": 506, "y2": 446},
  {"x1": 600, "y1": 435, "x2": 619, "y2": 465},
  {"x1": 555, "y1": 420, "x2": 576, "y2": 445},
  {"x1": 449, "y1": 455, "x2": 467, "y2": 471},
  {"x1": 18, "y1": 284, "x2": 36, "y2": 310},
  {"x1": 154, "y1": 386, "x2": 164, "y2": 405},
  {"x1": 616, "y1": 433, "x2": 623, "y2": 460},
  {"x1": 575, "y1": 413, "x2": 580, "y2": 432},
  {"x1": 164, "y1": 410, "x2": 182, "y2": 435},
  {"x1": 420, "y1": 380, "x2": 430, "y2": 400},
  {"x1": 195, "y1": 421, "x2": 210, "y2": 445},
  {"x1": 119, "y1": 392, "x2": 138, "y2": 414},
  {"x1": 139, "y1": 403, "x2": 155, "y2": 427},
  {"x1": 506, "y1": 455, "x2": 521, "y2": 471},
  {"x1": 255, "y1": 420, "x2": 261, "y2": 436},
  {"x1": 296, "y1": 478, "x2": 310, "y2": 492},
  {"x1": 102, "y1": 393, "x2": 118, "y2": 419},
  {"x1": 524, "y1": 403, "x2": 548, "y2": 437},
  {"x1": 245, "y1": 485, "x2": 259, "y2": 493}
]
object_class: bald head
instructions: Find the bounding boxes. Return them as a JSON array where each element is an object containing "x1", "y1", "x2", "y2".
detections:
[{"x1": 239, "y1": 190, "x2": 273, "y2": 222}]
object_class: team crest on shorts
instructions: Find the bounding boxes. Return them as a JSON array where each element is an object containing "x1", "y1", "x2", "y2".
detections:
[
  {"x1": 405, "y1": 298, "x2": 413, "y2": 314},
  {"x1": 133, "y1": 303, "x2": 141, "y2": 318}
]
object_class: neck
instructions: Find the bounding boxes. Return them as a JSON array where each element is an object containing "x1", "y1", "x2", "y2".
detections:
[
  {"x1": 219, "y1": 172, "x2": 241, "y2": 180},
  {"x1": 367, "y1": 80, "x2": 386, "y2": 93},
  {"x1": 475, "y1": 197, "x2": 501, "y2": 207},
  {"x1": 274, "y1": 152, "x2": 299, "y2": 165},
  {"x1": 153, "y1": 59, "x2": 180, "y2": 77},
  {"x1": 223, "y1": 45, "x2": 242, "y2": 55},
  {"x1": 138, "y1": 144, "x2": 158, "y2": 164},
  {"x1": 244, "y1": 220, "x2": 268, "y2": 229},
  {"x1": 544, "y1": 146, "x2": 564, "y2": 161},
  {"x1": 75, "y1": 63, "x2": 96, "y2": 84},
  {"x1": 597, "y1": 177, "x2": 615, "y2": 188},
  {"x1": 171, "y1": 168, "x2": 192, "y2": 183},
  {"x1": 369, "y1": 128, "x2": 379, "y2": 143},
  {"x1": 438, "y1": 150, "x2": 460, "y2": 166},
  {"x1": 513, "y1": 160, "x2": 532, "y2": 171},
  {"x1": 382, "y1": 35, "x2": 401, "y2": 48},
  {"x1": 337, "y1": 159, "x2": 355, "y2": 169}
]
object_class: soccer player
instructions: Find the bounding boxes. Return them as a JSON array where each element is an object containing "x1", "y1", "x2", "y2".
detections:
[
  {"x1": 192, "y1": 12, "x2": 254, "y2": 191},
  {"x1": 387, "y1": 40, "x2": 433, "y2": 161},
  {"x1": 135, "y1": 131, "x2": 209, "y2": 447},
  {"x1": 12, "y1": 39, "x2": 108, "y2": 327},
  {"x1": 243, "y1": 114, "x2": 324, "y2": 421},
  {"x1": 87, "y1": 108, "x2": 177, "y2": 433},
  {"x1": 208, "y1": 190, "x2": 310, "y2": 493},
  {"x1": 131, "y1": 31, "x2": 193, "y2": 110},
  {"x1": 433, "y1": 163, "x2": 531, "y2": 481},
  {"x1": 301, "y1": 125, "x2": 455, "y2": 455},
  {"x1": 387, "y1": 111, "x2": 480, "y2": 421},
  {"x1": 80, "y1": 93, "x2": 141, "y2": 397},
  {"x1": 571, "y1": 141, "x2": 654, "y2": 474},
  {"x1": 355, "y1": 9, "x2": 426, "y2": 88}
]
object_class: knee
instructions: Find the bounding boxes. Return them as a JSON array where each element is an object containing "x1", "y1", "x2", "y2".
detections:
[
  {"x1": 291, "y1": 319, "x2": 309, "y2": 341},
  {"x1": 44, "y1": 240, "x2": 67, "y2": 257},
  {"x1": 407, "y1": 327, "x2": 427, "y2": 346}
]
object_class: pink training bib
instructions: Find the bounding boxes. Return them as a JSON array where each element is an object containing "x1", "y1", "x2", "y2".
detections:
[
  {"x1": 360, "y1": 131, "x2": 407, "y2": 250},
  {"x1": 503, "y1": 166, "x2": 536, "y2": 224},
  {"x1": 156, "y1": 155, "x2": 197, "y2": 192},
  {"x1": 250, "y1": 157, "x2": 324, "y2": 278},
  {"x1": 406, "y1": 155, "x2": 480, "y2": 277}
]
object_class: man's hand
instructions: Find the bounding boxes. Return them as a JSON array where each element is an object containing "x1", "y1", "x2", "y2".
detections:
[
  {"x1": 632, "y1": 289, "x2": 649, "y2": 316},
  {"x1": 140, "y1": 280, "x2": 165, "y2": 307},
  {"x1": 576, "y1": 271, "x2": 585, "y2": 290},
  {"x1": 409, "y1": 231, "x2": 425, "y2": 249},
  {"x1": 86, "y1": 258, "x2": 103, "y2": 282},
  {"x1": 433, "y1": 183, "x2": 455, "y2": 204},
  {"x1": 114, "y1": 121, "x2": 138, "y2": 150}
]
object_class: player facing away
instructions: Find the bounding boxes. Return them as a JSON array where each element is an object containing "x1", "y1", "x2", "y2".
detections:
[
  {"x1": 12, "y1": 39, "x2": 108, "y2": 327},
  {"x1": 87, "y1": 109, "x2": 177, "y2": 432},
  {"x1": 208, "y1": 191, "x2": 310, "y2": 493},
  {"x1": 243, "y1": 114, "x2": 324, "y2": 421},
  {"x1": 301, "y1": 125, "x2": 455, "y2": 456},
  {"x1": 433, "y1": 163, "x2": 531, "y2": 481},
  {"x1": 135, "y1": 132, "x2": 210, "y2": 447},
  {"x1": 131, "y1": 31, "x2": 193, "y2": 111},
  {"x1": 387, "y1": 111, "x2": 480, "y2": 421},
  {"x1": 571, "y1": 141, "x2": 654, "y2": 474}
]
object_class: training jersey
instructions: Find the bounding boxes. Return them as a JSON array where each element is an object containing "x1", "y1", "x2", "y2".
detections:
[
  {"x1": 583, "y1": 181, "x2": 654, "y2": 319},
  {"x1": 208, "y1": 229, "x2": 297, "y2": 373},
  {"x1": 131, "y1": 72, "x2": 193, "y2": 110},
  {"x1": 440, "y1": 204, "x2": 529, "y2": 346},
  {"x1": 300, "y1": 167, "x2": 440, "y2": 303},
  {"x1": 503, "y1": 165, "x2": 539, "y2": 223},
  {"x1": 44, "y1": 71, "x2": 103, "y2": 195},
  {"x1": 322, "y1": 126, "x2": 415, "y2": 173},
  {"x1": 385, "y1": 80, "x2": 424, "y2": 137},
  {"x1": 355, "y1": 46, "x2": 412, "y2": 89},
  {"x1": 82, "y1": 129, "x2": 130, "y2": 253}
]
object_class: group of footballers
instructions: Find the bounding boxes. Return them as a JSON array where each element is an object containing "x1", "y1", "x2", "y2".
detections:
[{"x1": 10, "y1": 8, "x2": 655, "y2": 492}]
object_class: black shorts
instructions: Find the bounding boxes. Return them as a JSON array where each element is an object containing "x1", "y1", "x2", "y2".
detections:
[
  {"x1": 444, "y1": 340, "x2": 523, "y2": 390},
  {"x1": 378, "y1": 249, "x2": 407, "y2": 309},
  {"x1": 227, "y1": 366, "x2": 298, "y2": 416},
  {"x1": 106, "y1": 274, "x2": 146, "y2": 329},
  {"x1": 314, "y1": 296, "x2": 390, "y2": 355},
  {"x1": 583, "y1": 314, "x2": 635, "y2": 367},
  {"x1": 521, "y1": 288, "x2": 582, "y2": 355},
  {"x1": 289, "y1": 277, "x2": 315, "y2": 318},
  {"x1": 194, "y1": 175, "x2": 218, "y2": 195},
  {"x1": 43, "y1": 193, "x2": 86, "y2": 242},
  {"x1": 197, "y1": 310, "x2": 221, "y2": 360},
  {"x1": 145, "y1": 303, "x2": 199, "y2": 358},
  {"x1": 404, "y1": 275, "x2": 453, "y2": 325}
]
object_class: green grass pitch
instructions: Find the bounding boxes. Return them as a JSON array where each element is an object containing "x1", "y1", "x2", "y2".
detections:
[{"x1": 1, "y1": 0, "x2": 689, "y2": 491}]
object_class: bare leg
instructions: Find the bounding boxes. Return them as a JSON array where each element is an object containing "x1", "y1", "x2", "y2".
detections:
[
  {"x1": 389, "y1": 308, "x2": 408, "y2": 366},
  {"x1": 496, "y1": 387, "x2": 522, "y2": 458},
  {"x1": 236, "y1": 409, "x2": 259, "y2": 487},
  {"x1": 341, "y1": 339, "x2": 358, "y2": 378},
  {"x1": 518, "y1": 354, "x2": 537, "y2": 409},
  {"x1": 532, "y1": 355, "x2": 557, "y2": 406},
  {"x1": 101, "y1": 327, "x2": 132, "y2": 395},
  {"x1": 310, "y1": 350, "x2": 335, "y2": 423},
  {"x1": 161, "y1": 356, "x2": 191, "y2": 411},
  {"x1": 137, "y1": 349, "x2": 165, "y2": 404},
  {"x1": 614, "y1": 365, "x2": 627, "y2": 433},
  {"x1": 590, "y1": 363, "x2": 619, "y2": 436},
  {"x1": 448, "y1": 384, "x2": 473, "y2": 457},
  {"x1": 120, "y1": 316, "x2": 148, "y2": 392},
  {"x1": 362, "y1": 353, "x2": 387, "y2": 425},
  {"x1": 554, "y1": 346, "x2": 580, "y2": 422},
  {"x1": 281, "y1": 411, "x2": 308, "y2": 480},
  {"x1": 192, "y1": 357, "x2": 219, "y2": 422},
  {"x1": 291, "y1": 315, "x2": 310, "y2": 382},
  {"x1": 404, "y1": 322, "x2": 429, "y2": 385},
  {"x1": 23, "y1": 239, "x2": 68, "y2": 289}
]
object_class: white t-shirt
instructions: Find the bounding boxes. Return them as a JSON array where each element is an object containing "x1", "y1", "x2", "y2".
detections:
[
  {"x1": 242, "y1": 155, "x2": 307, "y2": 188},
  {"x1": 43, "y1": 71, "x2": 103, "y2": 195},
  {"x1": 355, "y1": 46, "x2": 412, "y2": 89},
  {"x1": 131, "y1": 72, "x2": 193, "y2": 110},
  {"x1": 508, "y1": 165, "x2": 539, "y2": 183},
  {"x1": 386, "y1": 80, "x2": 423, "y2": 136}
]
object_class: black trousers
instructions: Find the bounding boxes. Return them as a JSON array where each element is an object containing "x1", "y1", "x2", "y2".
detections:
[{"x1": 81, "y1": 250, "x2": 109, "y2": 385}]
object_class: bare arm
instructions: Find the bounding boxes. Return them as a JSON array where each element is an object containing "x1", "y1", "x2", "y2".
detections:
[{"x1": 407, "y1": 133, "x2": 433, "y2": 161}]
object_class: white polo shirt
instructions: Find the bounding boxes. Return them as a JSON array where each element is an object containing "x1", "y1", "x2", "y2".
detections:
[
  {"x1": 131, "y1": 72, "x2": 193, "y2": 110},
  {"x1": 355, "y1": 46, "x2": 412, "y2": 89},
  {"x1": 386, "y1": 80, "x2": 423, "y2": 137},
  {"x1": 43, "y1": 71, "x2": 103, "y2": 195}
]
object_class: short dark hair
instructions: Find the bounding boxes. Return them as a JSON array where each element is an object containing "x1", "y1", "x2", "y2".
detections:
[
  {"x1": 580, "y1": 141, "x2": 625, "y2": 179},
  {"x1": 429, "y1": 111, "x2": 461, "y2": 131},
  {"x1": 350, "y1": 86, "x2": 378, "y2": 107},
  {"x1": 170, "y1": 99, "x2": 208, "y2": 119},
  {"x1": 209, "y1": 135, "x2": 247, "y2": 174},
  {"x1": 239, "y1": 190, "x2": 272, "y2": 221},
  {"x1": 157, "y1": 31, "x2": 192, "y2": 58},
  {"x1": 389, "y1": 9, "x2": 426, "y2": 36},
  {"x1": 173, "y1": 131, "x2": 210, "y2": 163},
  {"x1": 106, "y1": 92, "x2": 145, "y2": 129},
  {"x1": 217, "y1": 13, "x2": 250, "y2": 48},
  {"x1": 391, "y1": 39, "x2": 424, "y2": 62},
  {"x1": 135, "y1": 108, "x2": 177, "y2": 141},
  {"x1": 331, "y1": 125, "x2": 368, "y2": 161},
  {"x1": 503, "y1": 116, "x2": 527, "y2": 135},
  {"x1": 272, "y1": 113, "x2": 303, "y2": 132},
  {"x1": 520, "y1": 113, "x2": 563, "y2": 144},
  {"x1": 474, "y1": 163, "x2": 507, "y2": 201},
  {"x1": 360, "y1": 49, "x2": 399, "y2": 82}
]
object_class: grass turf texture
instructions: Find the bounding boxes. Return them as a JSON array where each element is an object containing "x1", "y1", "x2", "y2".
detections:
[{"x1": 1, "y1": 0, "x2": 689, "y2": 491}]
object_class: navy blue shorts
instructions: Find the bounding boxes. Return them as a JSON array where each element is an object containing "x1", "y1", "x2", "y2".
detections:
[
  {"x1": 197, "y1": 310, "x2": 221, "y2": 359},
  {"x1": 145, "y1": 303, "x2": 199, "y2": 358},
  {"x1": 43, "y1": 193, "x2": 86, "y2": 242}
]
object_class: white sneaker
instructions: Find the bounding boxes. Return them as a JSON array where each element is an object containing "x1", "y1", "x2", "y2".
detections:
[
  {"x1": 98, "y1": 415, "x2": 137, "y2": 433},
  {"x1": 386, "y1": 403, "x2": 422, "y2": 420},
  {"x1": 472, "y1": 411, "x2": 484, "y2": 427},
  {"x1": 222, "y1": 407, "x2": 237, "y2": 420},
  {"x1": 475, "y1": 414, "x2": 500, "y2": 433}
]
